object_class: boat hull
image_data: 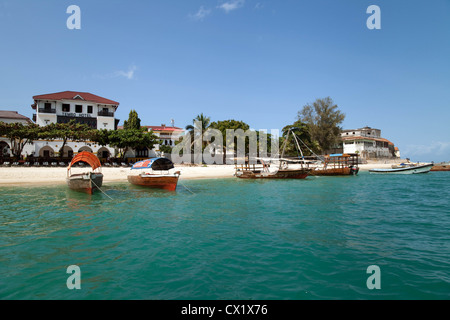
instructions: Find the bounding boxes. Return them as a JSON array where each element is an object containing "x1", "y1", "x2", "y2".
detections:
[
  {"x1": 369, "y1": 164, "x2": 433, "y2": 174},
  {"x1": 127, "y1": 174, "x2": 179, "y2": 191},
  {"x1": 310, "y1": 166, "x2": 359, "y2": 176},
  {"x1": 236, "y1": 169, "x2": 310, "y2": 179},
  {"x1": 430, "y1": 164, "x2": 450, "y2": 171},
  {"x1": 66, "y1": 173, "x2": 103, "y2": 194}
]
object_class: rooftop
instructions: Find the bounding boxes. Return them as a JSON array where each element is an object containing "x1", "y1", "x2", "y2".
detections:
[
  {"x1": 0, "y1": 110, "x2": 32, "y2": 122},
  {"x1": 341, "y1": 135, "x2": 394, "y2": 145},
  {"x1": 32, "y1": 91, "x2": 120, "y2": 108},
  {"x1": 117, "y1": 125, "x2": 184, "y2": 132}
]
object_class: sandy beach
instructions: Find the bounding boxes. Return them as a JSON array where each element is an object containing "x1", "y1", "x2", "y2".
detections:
[{"x1": 0, "y1": 160, "x2": 412, "y2": 187}]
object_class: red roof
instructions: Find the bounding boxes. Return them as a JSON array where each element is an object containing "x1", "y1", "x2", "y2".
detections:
[
  {"x1": 341, "y1": 135, "x2": 394, "y2": 145},
  {"x1": 117, "y1": 125, "x2": 184, "y2": 132},
  {"x1": 144, "y1": 125, "x2": 184, "y2": 132},
  {"x1": 32, "y1": 91, "x2": 119, "y2": 107}
]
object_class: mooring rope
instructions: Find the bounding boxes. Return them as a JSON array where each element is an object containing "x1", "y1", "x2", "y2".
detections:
[
  {"x1": 179, "y1": 181, "x2": 195, "y2": 194},
  {"x1": 90, "y1": 177, "x2": 114, "y2": 200}
]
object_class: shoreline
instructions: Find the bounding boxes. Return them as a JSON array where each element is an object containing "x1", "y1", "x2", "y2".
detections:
[{"x1": 0, "y1": 161, "x2": 418, "y2": 187}]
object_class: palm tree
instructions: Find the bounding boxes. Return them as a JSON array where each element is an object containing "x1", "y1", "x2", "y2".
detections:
[{"x1": 185, "y1": 113, "x2": 211, "y2": 151}]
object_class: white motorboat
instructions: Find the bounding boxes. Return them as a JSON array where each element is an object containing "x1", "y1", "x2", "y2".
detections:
[{"x1": 369, "y1": 163, "x2": 433, "y2": 174}]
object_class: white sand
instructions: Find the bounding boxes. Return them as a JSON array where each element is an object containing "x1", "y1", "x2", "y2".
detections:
[
  {"x1": 0, "y1": 165, "x2": 237, "y2": 186},
  {"x1": 0, "y1": 160, "x2": 411, "y2": 186}
]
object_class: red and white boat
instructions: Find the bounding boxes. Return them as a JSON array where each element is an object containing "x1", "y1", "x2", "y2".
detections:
[
  {"x1": 66, "y1": 152, "x2": 103, "y2": 194},
  {"x1": 127, "y1": 158, "x2": 180, "y2": 191}
]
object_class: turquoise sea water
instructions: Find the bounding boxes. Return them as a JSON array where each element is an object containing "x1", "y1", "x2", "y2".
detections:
[{"x1": 0, "y1": 172, "x2": 449, "y2": 300}]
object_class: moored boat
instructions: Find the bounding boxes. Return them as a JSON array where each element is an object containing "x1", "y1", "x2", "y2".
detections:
[
  {"x1": 127, "y1": 158, "x2": 180, "y2": 191},
  {"x1": 430, "y1": 162, "x2": 450, "y2": 171},
  {"x1": 309, "y1": 153, "x2": 359, "y2": 176},
  {"x1": 369, "y1": 163, "x2": 433, "y2": 174},
  {"x1": 235, "y1": 159, "x2": 311, "y2": 179},
  {"x1": 66, "y1": 151, "x2": 103, "y2": 194}
]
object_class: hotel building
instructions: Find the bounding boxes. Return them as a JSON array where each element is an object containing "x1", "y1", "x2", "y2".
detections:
[
  {"x1": 30, "y1": 91, "x2": 119, "y2": 159},
  {"x1": 341, "y1": 126, "x2": 399, "y2": 159},
  {"x1": 32, "y1": 91, "x2": 120, "y2": 130}
]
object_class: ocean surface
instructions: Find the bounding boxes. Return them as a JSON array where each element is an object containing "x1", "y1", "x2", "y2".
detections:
[{"x1": 0, "y1": 172, "x2": 449, "y2": 300}]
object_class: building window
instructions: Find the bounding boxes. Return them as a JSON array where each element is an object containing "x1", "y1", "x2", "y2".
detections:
[
  {"x1": 136, "y1": 148, "x2": 148, "y2": 157},
  {"x1": 75, "y1": 105, "x2": 83, "y2": 113},
  {"x1": 87, "y1": 105, "x2": 93, "y2": 114},
  {"x1": 62, "y1": 104, "x2": 70, "y2": 112},
  {"x1": 44, "y1": 103, "x2": 51, "y2": 110}
]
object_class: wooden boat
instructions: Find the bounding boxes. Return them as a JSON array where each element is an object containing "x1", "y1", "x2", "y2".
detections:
[
  {"x1": 235, "y1": 159, "x2": 311, "y2": 179},
  {"x1": 66, "y1": 151, "x2": 103, "y2": 194},
  {"x1": 369, "y1": 163, "x2": 433, "y2": 174},
  {"x1": 430, "y1": 162, "x2": 450, "y2": 171},
  {"x1": 127, "y1": 158, "x2": 181, "y2": 191},
  {"x1": 309, "y1": 153, "x2": 359, "y2": 176}
]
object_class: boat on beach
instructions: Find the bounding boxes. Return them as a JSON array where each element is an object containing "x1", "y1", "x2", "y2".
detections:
[
  {"x1": 127, "y1": 158, "x2": 181, "y2": 191},
  {"x1": 66, "y1": 151, "x2": 103, "y2": 194},
  {"x1": 369, "y1": 163, "x2": 433, "y2": 174}
]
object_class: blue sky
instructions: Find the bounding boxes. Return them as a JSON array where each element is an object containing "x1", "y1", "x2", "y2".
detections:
[{"x1": 0, "y1": 0, "x2": 449, "y2": 161}]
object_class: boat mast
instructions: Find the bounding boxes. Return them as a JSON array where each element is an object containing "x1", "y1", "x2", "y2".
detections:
[{"x1": 291, "y1": 131, "x2": 305, "y2": 169}]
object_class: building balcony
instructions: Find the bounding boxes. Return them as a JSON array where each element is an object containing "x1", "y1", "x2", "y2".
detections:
[
  {"x1": 98, "y1": 111, "x2": 114, "y2": 117},
  {"x1": 38, "y1": 108, "x2": 56, "y2": 114}
]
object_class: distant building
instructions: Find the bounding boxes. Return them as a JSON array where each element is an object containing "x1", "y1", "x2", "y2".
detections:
[
  {"x1": 117, "y1": 124, "x2": 185, "y2": 159},
  {"x1": 0, "y1": 110, "x2": 32, "y2": 124},
  {"x1": 32, "y1": 91, "x2": 120, "y2": 130},
  {"x1": 0, "y1": 111, "x2": 33, "y2": 158},
  {"x1": 341, "y1": 126, "x2": 399, "y2": 159}
]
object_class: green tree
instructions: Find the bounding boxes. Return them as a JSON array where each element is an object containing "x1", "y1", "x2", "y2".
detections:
[
  {"x1": 0, "y1": 122, "x2": 40, "y2": 160},
  {"x1": 185, "y1": 113, "x2": 211, "y2": 151},
  {"x1": 108, "y1": 128, "x2": 157, "y2": 159},
  {"x1": 123, "y1": 110, "x2": 141, "y2": 130},
  {"x1": 297, "y1": 97, "x2": 345, "y2": 154},
  {"x1": 281, "y1": 120, "x2": 315, "y2": 156},
  {"x1": 39, "y1": 120, "x2": 94, "y2": 159},
  {"x1": 209, "y1": 119, "x2": 250, "y2": 161}
]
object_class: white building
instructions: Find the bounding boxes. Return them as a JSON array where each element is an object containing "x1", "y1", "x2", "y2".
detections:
[
  {"x1": 29, "y1": 91, "x2": 119, "y2": 160},
  {"x1": 32, "y1": 91, "x2": 119, "y2": 130},
  {"x1": 117, "y1": 124, "x2": 185, "y2": 160},
  {"x1": 341, "y1": 126, "x2": 398, "y2": 159}
]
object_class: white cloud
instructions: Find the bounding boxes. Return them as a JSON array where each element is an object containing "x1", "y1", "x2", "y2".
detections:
[
  {"x1": 115, "y1": 65, "x2": 137, "y2": 80},
  {"x1": 218, "y1": 0, "x2": 245, "y2": 13},
  {"x1": 93, "y1": 65, "x2": 137, "y2": 80},
  {"x1": 189, "y1": 6, "x2": 211, "y2": 21}
]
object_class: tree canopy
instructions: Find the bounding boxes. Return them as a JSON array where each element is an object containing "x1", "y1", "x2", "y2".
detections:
[
  {"x1": 0, "y1": 122, "x2": 40, "y2": 159},
  {"x1": 297, "y1": 97, "x2": 345, "y2": 154},
  {"x1": 107, "y1": 128, "x2": 157, "y2": 159},
  {"x1": 39, "y1": 120, "x2": 95, "y2": 158},
  {"x1": 281, "y1": 120, "x2": 316, "y2": 156},
  {"x1": 123, "y1": 110, "x2": 141, "y2": 130}
]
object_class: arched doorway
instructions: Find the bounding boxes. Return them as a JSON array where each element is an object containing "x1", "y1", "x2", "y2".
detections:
[
  {"x1": 39, "y1": 146, "x2": 55, "y2": 159},
  {"x1": 0, "y1": 141, "x2": 11, "y2": 158},
  {"x1": 97, "y1": 147, "x2": 110, "y2": 160},
  {"x1": 79, "y1": 146, "x2": 93, "y2": 153},
  {"x1": 60, "y1": 146, "x2": 73, "y2": 158}
]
